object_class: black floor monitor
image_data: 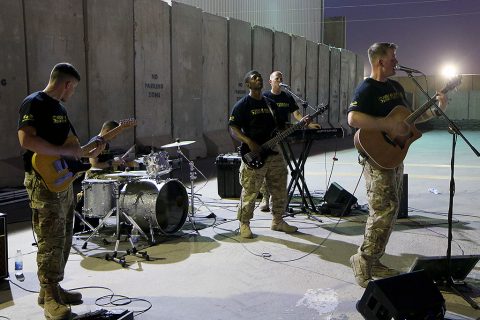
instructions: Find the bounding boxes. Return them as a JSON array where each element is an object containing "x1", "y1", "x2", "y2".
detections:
[{"x1": 409, "y1": 255, "x2": 480, "y2": 283}]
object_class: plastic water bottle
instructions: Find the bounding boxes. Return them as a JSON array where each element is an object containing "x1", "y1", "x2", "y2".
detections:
[
  {"x1": 131, "y1": 228, "x2": 139, "y2": 244},
  {"x1": 15, "y1": 249, "x2": 25, "y2": 281}
]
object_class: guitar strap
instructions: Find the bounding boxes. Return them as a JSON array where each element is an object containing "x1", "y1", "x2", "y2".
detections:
[{"x1": 263, "y1": 97, "x2": 281, "y2": 130}]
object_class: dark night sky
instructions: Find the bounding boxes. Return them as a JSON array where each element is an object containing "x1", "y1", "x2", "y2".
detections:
[{"x1": 324, "y1": 0, "x2": 480, "y2": 76}]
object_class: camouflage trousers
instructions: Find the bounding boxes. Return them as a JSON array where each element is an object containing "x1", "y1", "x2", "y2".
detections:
[
  {"x1": 259, "y1": 179, "x2": 270, "y2": 201},
  {"x1": 237, "y1": 151, "x2": 288, "y2": 222},
  {"x1": 359, "y1": 159, "x2": 404, "y2": 261},
  {"x1": 24, "y1": 171, "x2": 75, "y2": 286}
]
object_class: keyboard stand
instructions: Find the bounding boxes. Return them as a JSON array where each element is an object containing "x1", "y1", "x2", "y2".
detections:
[{"x1": 280, "y1": 137, "x2": 321, "y2": 220}]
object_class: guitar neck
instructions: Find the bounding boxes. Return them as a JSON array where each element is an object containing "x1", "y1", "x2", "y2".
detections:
[
  {"x1": 262, "y1": 105, "x2": 327, "y2": 149},
  {"x1": 81, "y1": 125, "x2": 127, "y2": 155},
  {"x1": 404, "y1": 76, "x2": 461, "y2": 125},
  {"x1": 263, "y1": 120, "x2": 305, "y2": 150},
  {"x1": 404, "y1": 95, "x2": 439, "y2": 125}
]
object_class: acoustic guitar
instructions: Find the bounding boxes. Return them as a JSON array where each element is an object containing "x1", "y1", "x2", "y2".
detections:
[
  {"x1": 32, "y1": 118, "x2": 136, "y2": 192},
  {"x1": 354, "y1": 76, "x2": 462, "y2": 170},
  {"x1": 241, "y1": 105, "x2": 328, "y2": 169}
]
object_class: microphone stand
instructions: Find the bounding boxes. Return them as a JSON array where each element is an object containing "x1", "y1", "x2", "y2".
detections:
[{"x1": 406, "y1": 71, "x2": 480, "y2": 309}]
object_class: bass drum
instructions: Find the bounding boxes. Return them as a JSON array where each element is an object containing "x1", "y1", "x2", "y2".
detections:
[{"x1": 119, "y1": 179, "x2": 188, "y2": 234}]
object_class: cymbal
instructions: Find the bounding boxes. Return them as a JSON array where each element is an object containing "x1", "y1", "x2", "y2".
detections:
[
  {"x1": 104, "y1": 171, "x2": 147, "y2": 178},
  {"x1": 161, "y1": 140, "x2": 195, "y2": 148}
]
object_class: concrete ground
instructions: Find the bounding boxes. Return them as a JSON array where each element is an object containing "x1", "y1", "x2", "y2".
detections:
[{"x1": 1, "y1": 130, "x2": 480, "y2": 320}]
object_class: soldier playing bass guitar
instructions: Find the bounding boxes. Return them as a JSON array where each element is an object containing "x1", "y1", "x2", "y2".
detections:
[{"x1": 228, "y1": 70, "x2": 313, "y2": 239}]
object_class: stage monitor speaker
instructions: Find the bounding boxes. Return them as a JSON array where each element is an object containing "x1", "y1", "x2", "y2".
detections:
[
  {"x1": 324, "y1": 182, "x2": 357, "y2": 215},
  {"x1": 0, "y1": 213, "x2": 7, "y2": 279},
  {"x1": 409, "y1": 255, "x2": 480, "y2": 283},
  {"x1": 356, "y1": 270, "x2": 445, "y2": 320}
]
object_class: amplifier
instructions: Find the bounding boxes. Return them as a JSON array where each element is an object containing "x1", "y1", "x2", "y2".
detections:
[
  {"x1": 216, "y1": 153, "x2": 242, "y2": 198},
  {"x1": 0, "y1": 213, "x2": 7, "y2": 279}
]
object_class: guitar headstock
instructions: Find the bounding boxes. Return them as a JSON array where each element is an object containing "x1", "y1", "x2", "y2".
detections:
[
  {"x1": 118, "y1": 118, "x2": 137, "y2": 128},
  {"x1": 310, "y1": 103, "x2": 329, "y2": 118},
  {"x1": 442, "y1": 75, "x2": 462, "y2": 93}
]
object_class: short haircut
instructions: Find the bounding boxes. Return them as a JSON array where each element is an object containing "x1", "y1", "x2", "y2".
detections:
[
  {"x1": 244, "y1": 70, "x2": 261, "y2": 83},
  {"x1": 368, "y1": 42, "x2": 398, "y2": 64},
  {"x1": 101, "y1": 120, "x2": 119, "y2": 132},
  {"x1": 270, "y1": 71, "x2": 282, "y2": 80},
  {"x1": 50, "y1": 62, "x2": 81, "y2": 83}
]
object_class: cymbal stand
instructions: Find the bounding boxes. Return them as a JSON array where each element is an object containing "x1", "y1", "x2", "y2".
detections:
[{"x1": 74, "y1": 210, "x2": 97, "y2": 233}]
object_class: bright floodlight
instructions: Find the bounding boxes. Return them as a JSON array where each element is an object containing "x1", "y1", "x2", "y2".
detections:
[{"x1": 440, "y1": 64, "x2": 458, "y2": 78}]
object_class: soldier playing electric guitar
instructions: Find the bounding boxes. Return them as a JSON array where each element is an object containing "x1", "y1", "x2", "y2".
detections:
[{"x1": 17, "y1": 62, "x2": 106, "y2": 319}]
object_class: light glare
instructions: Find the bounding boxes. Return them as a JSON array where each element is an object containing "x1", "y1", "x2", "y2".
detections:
[{"x1": 440, "y1": 64, "x2": 458, "y2": 78}]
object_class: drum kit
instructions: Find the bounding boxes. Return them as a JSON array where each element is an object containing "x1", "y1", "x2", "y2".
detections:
[{"x1": 76, "y1": 139, "x2": 197, "y2": 264}]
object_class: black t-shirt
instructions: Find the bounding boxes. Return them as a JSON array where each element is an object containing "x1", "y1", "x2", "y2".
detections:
[
  {"x1": 229, "y1": 95, "x2": 279, "y2": 145},
  {"x1": 97, "y1": 143, "x2": 114, "y2": 163},
  {"x1": 348, "y1": 78, "x2": 410, "y2": 117},
  {"x1": 262, "y1": 90, "x2": 299, "y2": 126},
  {"x1": 18, "y1": 91, "x2": 74, "y2": 171}
]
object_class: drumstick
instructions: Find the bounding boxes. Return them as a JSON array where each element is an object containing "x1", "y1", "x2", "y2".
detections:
[{"x1": 120, "y1": 144, "x2": 136, "y2": 160}]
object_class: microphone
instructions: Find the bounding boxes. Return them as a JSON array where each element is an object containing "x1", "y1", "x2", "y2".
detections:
[
  {"x1": 395, "y1": 65, "x2": 423, "y2": 74},
  {"x1": 279, "y1": 83, "x2": 290, "y2": 88}
]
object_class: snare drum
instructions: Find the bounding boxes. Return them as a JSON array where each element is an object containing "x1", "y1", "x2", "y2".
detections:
[
  {"x1": 119, "y1": 179, "x2": 188, "y2": 234},
  {"x1": 144, "y1": 151, "x2": 171, "y2": 178},
  {"x1": 82, "y1": 179, "x2": 116, "y2": 218}
]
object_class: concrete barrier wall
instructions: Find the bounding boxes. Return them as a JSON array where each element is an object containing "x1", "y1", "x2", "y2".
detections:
[
  {"x1": 26, "y1": 0, "x2": 89, "y2": 143},
  {"x1": 291, "y1": 35, "x2": 307, "y2": 101},
  {"x1": 86, "y1": 0, "x2": 135, "y2": 149},
  {"x1": 228, "y1": 18, "x2": 251, "y2": 114},
  {"x1": 202, "y1": 12, "x2": 231, "y2": 155},
  {"x1": 273, "y1": 31, "x2": 291, "y2": 83},
  {"x1": 171, "y1": 2, "x2": 206, "y2": 158},
  {"x1": 1, "y1": 0, "x2": 365, "y2": 187},
  {"x1": 252, "y1": 26, "x2": 273, "y2": 83},
  {"x1": 134, "y1": 0, "x2": 172, "y2": 149},
  {"x1": 305, "y1": 40, "x2": 319, "y2": 110},
  {"x1": 318, "y1": 44, "x2": 330, "y2": 127},
  {"x1": 1, "y1": 0, "x2": 27, "y2": 161},
  {"x1": 329, "y1": 48, "x2": 341, "y2": 127},
  {"x1": 340, "y1": 49, "x2": 357, "y2": 134}
]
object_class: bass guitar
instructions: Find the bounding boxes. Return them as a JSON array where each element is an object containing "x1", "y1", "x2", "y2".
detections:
[
  {"x1": 354, "y1": 75, "x2": 462, "y2": 170},
  {"x1": 32, "y1": 118, "x2": 136, "y2": 192},
  {"x1": 241, "y1": 105, "x2": 328, "y2": 169}
]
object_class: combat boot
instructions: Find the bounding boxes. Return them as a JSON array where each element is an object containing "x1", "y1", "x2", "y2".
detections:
[
  {"x1": 43, "y1": 284, "x2": 71, "y2": 320},
  {"x1": 371, "y1": 260, "x2": 400, "y2": 279},
  {"x1": 259, "y1": 197, "x2": 270, "y2": 212},
  {"x1": 39, "y1": 286, "x2": 83, "y2": 305},
  {"x1": 271, "y1": 218, "x2": 298, "y2": 233},
  {"x1": 350, "y1": 253, "x2": 372, "y2": 288},
  {"x1": 239, "y1": 222, "x2": 253, "y2": 238}
]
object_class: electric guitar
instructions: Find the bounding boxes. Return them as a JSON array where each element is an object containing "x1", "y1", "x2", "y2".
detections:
[
  {"x1": 354, "y1": 75, "x2": 462, "y2": 170},
  {"x1": 32, "y1": 118, "x2": 137, "y2": 192},
  {"x1": 241, "y1": 105, "x2": 328, "y2": 169}
]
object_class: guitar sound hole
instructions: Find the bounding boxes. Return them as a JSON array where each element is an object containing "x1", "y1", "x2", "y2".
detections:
[{"x1": 382, "y1": 132, "x2": 397, "y2": 147}]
